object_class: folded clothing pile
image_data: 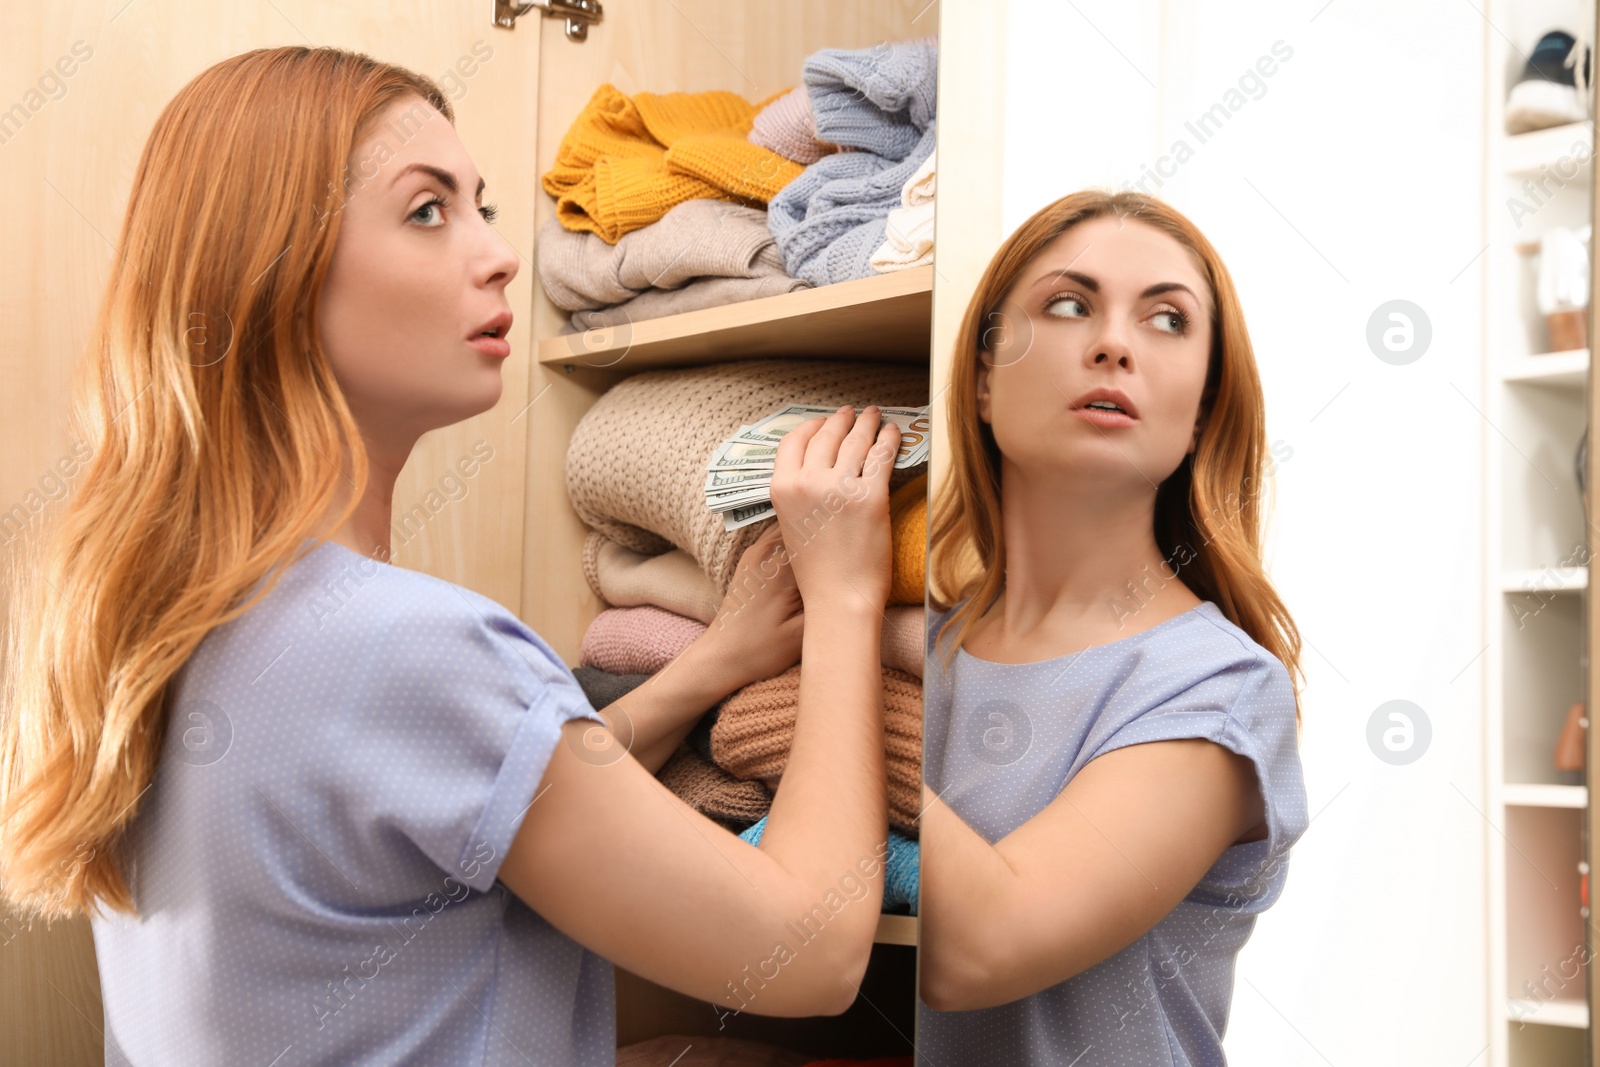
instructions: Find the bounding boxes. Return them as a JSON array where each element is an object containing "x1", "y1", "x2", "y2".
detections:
[
  {"x1": 714, "y1": 664, "x2": 923, "y2": 838},
  {"x1": 767, "y1": 38, "x2": 939, "y2": 285},
  {"x1": 537, "y1": 198, "x2": 811, "y2": 332},
  {"x1": 566, "y1": 358, "x2": 927, "y2": 593},
  {"x1": 748, "y1": 85, "x2": 842, "y2": 165},
  {"x1": 567, "y1": 358, "x2": 927, "y2": 863},
  {"x1": 573, "y1": 666, "x2": 773, "y2": 829},
  {"x1": 578, "y1": 598, "x2": 925, "y2": 679},
  {"x1": 537, "y1": 83, "x2": 824, "y2": 328},
  {"x1": 574, "y1": 661, "x2": 919, "y2": 913},
  {"x1": 543, "y1": 84, "x2": 806, "y2": 243}
]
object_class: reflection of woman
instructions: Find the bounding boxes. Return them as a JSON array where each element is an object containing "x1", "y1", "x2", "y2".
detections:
[
  {"x1": 0, "y1": 48, "x2": 902, "y2": 1065},
  {"x1": 917, "y1": 190, "x2": 1309, "y2": 1064}
]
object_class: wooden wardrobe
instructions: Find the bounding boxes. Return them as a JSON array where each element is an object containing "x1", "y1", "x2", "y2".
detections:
[{"x1": 0, "y1": 0, "x2": 1006, "y2": 1061}]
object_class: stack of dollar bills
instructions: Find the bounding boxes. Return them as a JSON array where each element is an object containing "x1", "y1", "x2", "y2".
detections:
[{"x1": 704, "y1": 404, "x2": 930, "y2": 531}]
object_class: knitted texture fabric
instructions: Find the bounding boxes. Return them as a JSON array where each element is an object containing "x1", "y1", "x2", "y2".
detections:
[
  {"x1": 574, "y1": 662, "x2": 720, "y2": 768},
  {"x1": 574, "y1": 663, "x2": 767, "y2": 829},
  {"x1": 582, "y1": 530, "x2": 925, "y2": 676},
  {"x1": 686, "y1": 703, "x2": 718, "y2": 763},
  {"x1": 748, "y1": 85, "x2": 840, "y2": 165},
  {"x1": 887, "y1": 472, "x2": 927, "y2": 606},
  {"x1": 565, "y1": 358, "x2": 928, "y2": 593},
  {"x1": 579, "y1": 604, "x2": 707, "y2": 675},
  {"x1": 571, "y1": 664, "x2": 652, "y2": 710},
  {"x1": 583, "y1": 533, "x2": 725, "y2": 624},
  {"x1": 657, "y1": 743, "x2": 771, "y2": 828},
  {"x1": 568, "y1": 273, "x2": 809, "y2": 331},
  {"x1": 738, "y1": 814, "x2": 919, "y2": 915},
  {"x1": 616, "y1": 1035, "x2": 813, "y2": 1067},
  {"x1": 536, "y1": 199, "x2": 797, "y2": 311},
  {"x1": 898, "y1": 143, "x2": 936, "y2": 204},
  {"x1": 768, "y1": 38, "x2": 939, "y2": 285},
  {"x1": 711, "y1": 665, "x2": 923, "y2": 837},
  {"x1": 880, "y1": 604, "x2": 923, "y2": 679},
  {"x1": 806, "y1": 38, "x2": 936, "y2": 155},
  {"x1": 870, "y1": 151, "x2": 936, "y2": 272},
  {"x1": 542, "y1": 84, "x2": 804, "y2": 243}
]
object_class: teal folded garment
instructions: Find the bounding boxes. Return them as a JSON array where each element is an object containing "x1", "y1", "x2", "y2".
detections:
[{"x1": 737, "y1": 815, "x2": 919, "y2": 915}]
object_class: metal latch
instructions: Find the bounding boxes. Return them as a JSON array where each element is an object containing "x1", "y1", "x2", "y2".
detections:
[{"x1": 493, "y1": 0, "x2": 603, "y2": 40}]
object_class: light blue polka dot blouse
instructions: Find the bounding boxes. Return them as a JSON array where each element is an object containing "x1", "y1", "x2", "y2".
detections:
[
  {"x1": 915, "y1": 599, "x2": 1309, "y2": 1067},
  {"x1": 88, "y1": 539, "x2": 616, "y2": 1066}
]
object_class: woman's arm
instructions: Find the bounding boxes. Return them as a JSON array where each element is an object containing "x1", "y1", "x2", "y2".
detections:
[
  {"x1": 918, "y1": 737, "x2": 1265, "y2": 1012},
  {"x1": 498, "y1": 406, "x2": 899, "y2": 1017},
  {"x1": 586, "y1": 524, "x2": 808, "y2": 776}
]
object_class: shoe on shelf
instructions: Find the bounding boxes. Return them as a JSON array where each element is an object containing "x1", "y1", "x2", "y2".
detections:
[{"x1": 1506, "y1": 28, "x2": 1593, "y2": 135}]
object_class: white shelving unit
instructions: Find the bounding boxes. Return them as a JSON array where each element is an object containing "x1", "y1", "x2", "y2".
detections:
[{"x1": 1485, "y1": 3, "x2": 1595, "y2": 1063}]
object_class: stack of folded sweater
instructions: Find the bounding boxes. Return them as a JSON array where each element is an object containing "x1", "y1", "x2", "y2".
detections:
[
  {"x1": 567, "y1": 359, "x2": 927, "y2": 913},
  {"x1": 537, "y1": 197, "x2": 812, "y2": 330},
  {"x1": 539, "y1": 84, "x2": 813, "y2": 329},
  {"x1": 764, "y1": 37, "x2": 939, "y2": 285},
  {"x1": 543, "y1": 84, "x2": 803, "y2": 241},
  {"x1": 535, "y1": 38, "x2": 942, "y2": 330}
]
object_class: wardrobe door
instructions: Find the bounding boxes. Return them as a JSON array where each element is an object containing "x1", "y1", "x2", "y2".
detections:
[{"x1": 0, "y1": 5, "x2": 545, "y2": 1062}]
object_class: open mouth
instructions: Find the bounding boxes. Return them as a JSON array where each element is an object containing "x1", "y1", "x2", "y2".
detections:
[{"x1": 1072, "y1": 388, "x2": 1139, "y2": 420}]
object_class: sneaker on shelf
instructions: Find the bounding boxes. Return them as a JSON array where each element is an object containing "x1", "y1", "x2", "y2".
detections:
[{"x1": 1506, "y1": 29, "x2": 1593, "y2": 135}]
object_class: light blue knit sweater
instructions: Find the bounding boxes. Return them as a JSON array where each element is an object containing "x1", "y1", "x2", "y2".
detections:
[
  {"x1": 738, "y1": 814, "x2": 920, "y2": 914},
  {"x1": 768, "y1": 38, "x2": 939, "y2": 286}
]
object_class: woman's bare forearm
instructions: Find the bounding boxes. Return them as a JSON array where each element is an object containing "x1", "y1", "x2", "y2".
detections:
[
  {"x1": 590, "y1": 638, "x2": 735, "y2": 774},
  {"x1": 753, "y1": 600, "x2": 890, "y2": 961},
  {"x1": 916, "y1": 786, "x2": 1020, "y2": 1009}
]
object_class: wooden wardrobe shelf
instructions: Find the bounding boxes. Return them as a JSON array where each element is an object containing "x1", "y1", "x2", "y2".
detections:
[{"x1": 537, "y1": 265, "x2": 935, "y2": 372}]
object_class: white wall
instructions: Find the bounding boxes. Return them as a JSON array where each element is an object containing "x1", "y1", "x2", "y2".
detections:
[{"x1": 1001, "y1": 2, "x2": 1489, "y2": 1063}]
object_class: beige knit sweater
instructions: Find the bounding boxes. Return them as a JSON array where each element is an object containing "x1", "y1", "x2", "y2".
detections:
[{"x1": 565, "y1": 358, "x2": 928, "y2": 593}]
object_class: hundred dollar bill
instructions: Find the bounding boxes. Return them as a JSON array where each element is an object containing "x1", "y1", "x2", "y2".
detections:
[
  {"x1": 705, "y1": 439, "x2": 783, "y2": 471},
  {"x1": 721, "y1": 500, "x2": 776, "y2": 531},
  {"x1": 705, "y1": 403, "x2": 931, "y2": 524},
  {"x1": 728, "y1": 403, "x2": 930, "y2": 457},
  {"x1": 706, "y1": 487, "x2": 774, "y2": 512},
  {"x1": 712, "y1": 412, "x2": 928, "y2": 472},
  {"x1": 703, "y1": 467, "x2": 773, "y2": 493}
]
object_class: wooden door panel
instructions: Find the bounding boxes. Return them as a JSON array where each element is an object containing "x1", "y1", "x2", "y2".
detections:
[{"x1": 0, "y1": 5, "x2": 542, "y2": 1062}]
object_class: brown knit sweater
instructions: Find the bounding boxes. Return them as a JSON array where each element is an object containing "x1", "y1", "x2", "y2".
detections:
[{"x1": 710, "y1": 664, "x2": 922, "y2": 837}]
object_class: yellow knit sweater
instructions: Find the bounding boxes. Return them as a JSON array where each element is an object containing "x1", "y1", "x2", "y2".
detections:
[
  {"x1": 889, "y1": 471, "x2": 927, "y2": 606},
  {"x1": 542, "y1": 84, "x2": 804, "y2": 243}
]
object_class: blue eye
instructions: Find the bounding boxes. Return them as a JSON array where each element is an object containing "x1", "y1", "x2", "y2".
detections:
[
  {"x1": 1043, "y1": 294, "x2": 1088, "y2": 318},
  {"x1": 411, "y1": 197, "x2": 499, "y2": 226},
  {"x1": 411, "y1": 197, "x2": 446, "y2": 227},
  {"x1": 1153, "y1": 308, "x2": 1191, "y2": 335}
]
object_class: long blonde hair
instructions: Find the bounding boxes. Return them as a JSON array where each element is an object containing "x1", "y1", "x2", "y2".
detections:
[
  {"x1": 0, "y1": 47, "x2": 453, "y2": 920},
  {"x1": 928, "y1": 190, "x2": 1303, "y2": 720}
]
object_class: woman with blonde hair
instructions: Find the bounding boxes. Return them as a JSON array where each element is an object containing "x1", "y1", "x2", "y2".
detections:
[
  {"x1": 0, "y1": 46, "x2": 903, "y2": 1065},
  {"x1": 916, "y1": 190, "x2": 1308, "y2": 1064}
]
